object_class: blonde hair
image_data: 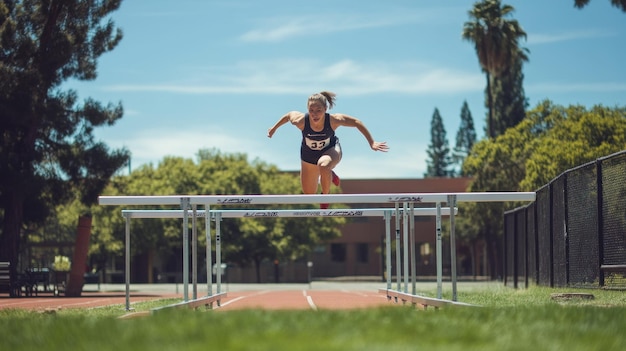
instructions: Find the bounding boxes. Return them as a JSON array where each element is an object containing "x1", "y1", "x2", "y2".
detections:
[{"x1": 308, "y1": 91, "x2": 336, "y2": 110}]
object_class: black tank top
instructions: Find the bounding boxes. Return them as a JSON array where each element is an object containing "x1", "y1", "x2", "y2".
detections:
[{"x1": 301, "y1": 113, "x2": 337, "y2": 151}]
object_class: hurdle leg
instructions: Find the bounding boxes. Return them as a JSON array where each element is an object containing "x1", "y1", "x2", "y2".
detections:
[
  {"x1": 181, "y1": 197, "x2": 190, "y2": 302},
  {"x1": 436, "y1": 202, "x2": 443, "y2": 299},
  {"x1": 192, "y1": 204, "x2": 198, "y2": 300},
  {"x1": 384, "y1": 210, "x2": 392, "y2": 290},
  {"x1": 402, "y1": 202, "x2": 409, "y2": 294},
  {"x1": 124, "y1": 213, "x2": 131, "y2": 311},
  {"x1": 410, "y1": 203, "x2": 416, "y2": 295},
  {"x1": 206, "y1": 205, "x2": 212, "y2": 296},
  {"x1": 395, "y1": 203, "x2": 401, "y2": 296},
  {"x1": 216, "y1": 212, "x2": 222, "y2": 305},
  {"x1": 448, "y1": 195, "x2": 458, "y2": 301}
]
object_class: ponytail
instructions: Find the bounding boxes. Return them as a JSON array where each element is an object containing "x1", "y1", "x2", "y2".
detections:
[{"x1": 308, "y1": 91, "x2": 337, "y2": 110}]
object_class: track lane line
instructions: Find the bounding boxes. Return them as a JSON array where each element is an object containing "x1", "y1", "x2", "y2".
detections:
[
  {"x1": 303, "y1": 290, "x2": 318, "y2": 310},
  {"x1": 215, "y1": 290, "x2": 272, "y2": 309}
]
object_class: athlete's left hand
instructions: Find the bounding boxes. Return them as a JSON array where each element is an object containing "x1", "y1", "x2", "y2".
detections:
[{"x1": 371, "y1": 141, "x2": 389, "y2": 152}]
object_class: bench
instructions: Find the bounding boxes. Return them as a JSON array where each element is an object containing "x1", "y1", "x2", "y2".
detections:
[
  {"x1": 24, "y1": 268, "x2": 51, "y2": 294},
  {"x1": 0, "y1": 262, "x2": 21, "y2": 297}
]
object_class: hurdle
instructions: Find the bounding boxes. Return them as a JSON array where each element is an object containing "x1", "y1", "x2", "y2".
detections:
[
  {"x1": 119, "y1": 207, "x2": 456, "y2": 311},
  {"x1": 99, "y1": 192, "x2": 536, "y2": 310}
]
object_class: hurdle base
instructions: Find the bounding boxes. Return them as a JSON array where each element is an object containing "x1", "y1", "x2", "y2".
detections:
[
  {"x1": 151, "y1": 292, "x2": 227, "y2": 313},
  {"x1": 379, "y1": 289, "x2": 475, "y2": 310}
]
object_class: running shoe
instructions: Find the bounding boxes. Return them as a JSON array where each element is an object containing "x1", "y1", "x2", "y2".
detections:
[{"x1": 331, "y1": 171, "x2": 340, "y2": 186}]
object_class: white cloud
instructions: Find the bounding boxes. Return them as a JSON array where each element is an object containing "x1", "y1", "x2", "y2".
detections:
[
  {"x1": 239, "y1": 12, "x2": 426, "y2": 43},
  {"x1": 106, "y1": 128, "x2": 249, "y2": 168},
  {"x1": 104, "y1": 59, "x2": 483, "y2": 96},
  {"x1": 106, "y1": 127, "x2": 303, "y2": 173}
]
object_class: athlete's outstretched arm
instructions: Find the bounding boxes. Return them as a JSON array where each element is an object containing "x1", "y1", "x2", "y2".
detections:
[
  {"x1": 331, "y1": 113, "x2": 389, "y2": 152},
  {"x1": 267, "y1": 111, "x2": 304, "y2": 138}
]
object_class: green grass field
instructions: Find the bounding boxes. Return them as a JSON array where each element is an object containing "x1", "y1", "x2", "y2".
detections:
[{"x1": 1, "y1": 285, "x2": 625, "y2": 351}]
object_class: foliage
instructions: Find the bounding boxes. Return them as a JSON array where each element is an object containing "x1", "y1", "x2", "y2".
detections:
[
  {"x1": 89, "y1": 148, "x2": 344, "y2": 281},
  {"x1": 453, "y1": 101, "x2": 477, "y2": 176},
  {"x1": 520, "y1": 103, "x2": 626, "y2": 190},
  {"x1": 490, "y1": 53, "x2": 529, "y2": 136},
  {"x1": 0, "y1": 0, "x2": 129, "y2": 270},
  {"x1": 462, "y1": 0, "x2": 528, "y2": 139},
  {"x1": 574, "y1": 0, "x2": 626, "y2": 12},
  {"x1": 52, "y1": 255, "x2": 71, "y2": 271},
  {"x1": 459, "y1": 101, "x2": 626, "y2": 277},
  {"x1": 424, "y1": 108, "x2": 453, "y2": 177}
]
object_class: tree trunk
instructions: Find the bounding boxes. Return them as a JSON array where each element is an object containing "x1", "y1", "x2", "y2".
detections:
[
  {"x1": 65, "y1": 215, "x2": 92, "y2": 296},
  {"x1": 0, "y1": 190, "x2": 25, "y2": 279},
  {"x1": 470, "y1": 242, "x2": 476, "y2": 279},
  {"x1": 254, "y1": 258, "x2": 261, "y2": 283},
  {"x1": 484, "y1": 228, "x2": 501, "y2": 280},
  {"x1": 485, "y1": 239, "x2": 495, "y2": 279},
  {"x1": 494, "y1": 232, "x2": 502, "y2": 280},
  {"x1": 486, "y1": 72, "x2": 494, "y2": 138}
]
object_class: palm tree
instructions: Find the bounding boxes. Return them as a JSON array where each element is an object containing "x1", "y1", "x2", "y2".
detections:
[
  {"x1": 574, "y1": 0, "x2": 626, "y2": 12},
  {"x1": 462, "y1": 0, "x2": 528, "y2": 139}
]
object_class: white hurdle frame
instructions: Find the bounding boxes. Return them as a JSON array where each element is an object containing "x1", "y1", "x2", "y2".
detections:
[
  {"x1": 119, "y1": 207, "x2": 456, "y2": 311},
  {"x1": 100, "y1": 192, "x2": 536, "y2": 310}
]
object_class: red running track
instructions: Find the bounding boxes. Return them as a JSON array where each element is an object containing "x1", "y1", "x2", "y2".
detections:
[
  {"x1": 0, "y1": 292, "x2": 179, "y2": 312},
  {"x1": 0, "y1": 289, "x2": 391, "y2": 312},
  {"x1": 215, "y1": 289, "x2": 390, "y2": 311}
]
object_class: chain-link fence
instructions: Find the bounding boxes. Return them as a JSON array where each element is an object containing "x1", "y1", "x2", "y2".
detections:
[{"x1": 504, "y1": 150, "x2": 626, "y2": 289}]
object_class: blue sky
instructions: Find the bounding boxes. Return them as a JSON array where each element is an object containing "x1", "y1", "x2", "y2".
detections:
[{"x1": 70, "y1": 0, "x2": 626, "y2": 179}]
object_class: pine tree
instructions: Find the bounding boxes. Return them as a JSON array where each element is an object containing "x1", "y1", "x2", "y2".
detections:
[
  {"x1": 453, "y1": 101, "x2": 477, "y2": 176},
  {"x1": 424, "y1": 108, "x2": 453, "y2": 177},
  {"x1": 0, "y1": 1, "x2": 129, "y2": 272}
]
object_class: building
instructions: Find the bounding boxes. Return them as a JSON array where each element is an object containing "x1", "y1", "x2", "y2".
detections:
[{"x1": 310, "y1": 177, "x2": 472, "y2": 279}]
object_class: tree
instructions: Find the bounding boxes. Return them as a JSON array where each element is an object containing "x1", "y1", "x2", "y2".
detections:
[
  {"x1": 462, "y1": 0, "x2": 528, "y2": 138},
  {"x1": 574, "y1": 0, "x2": 626, "y2": 12},
  {"x1": 519, "y1": 103, "x2": 626, "y2": 190},
  {"x1": 196, "y1": 149, "x2": 344, "y2": 283},
  {"x1": 0, "y1": 1, "x2": 129, "y2": 273},
  {"x1": 93, "y1": 149, "x2": 344, "y2": 283},
  {"x1": 460, "y1": 101, "x2": 626, "y2": 278},
  {"x1": 453, "y1": 101, "x2": 477, "y2": 176},
  {"x1": 491, "y1": 53, "x2": 528, "y2": 136},
  {"x1": 424, "y1": 108, "x2": 453, "y2": 177}
]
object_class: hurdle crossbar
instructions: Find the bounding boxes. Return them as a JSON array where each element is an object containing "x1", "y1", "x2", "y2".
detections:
[
  {"x1": 99, "y1": 192, "x2": 536, "y2": 206},
  {"x1": 120, "y1": 207, "x2": 456, "y2": 219}
]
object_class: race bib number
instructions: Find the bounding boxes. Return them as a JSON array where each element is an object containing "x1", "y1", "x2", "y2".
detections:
[{"x1": 305, "y1": 137, "x2": 330, "y2": 151}]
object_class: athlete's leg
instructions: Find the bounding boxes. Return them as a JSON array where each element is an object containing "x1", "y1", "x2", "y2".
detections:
[
  {"x1": 317, "y1": 143, "x2": 342, "y2": 195},
  {"x1": 331, "y1": 170, "x2": 340, "y2": 186},
  {"x1": 300, "y1": 161, "x2": 320, "y2": 194}
]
